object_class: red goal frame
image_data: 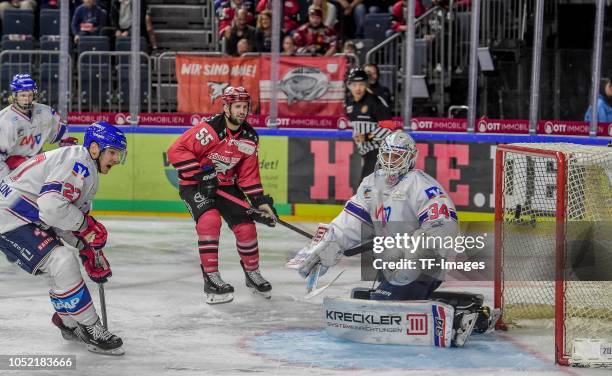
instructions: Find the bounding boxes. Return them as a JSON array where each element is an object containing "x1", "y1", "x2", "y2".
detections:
[{"x1": 494, "y1": 144, "x2": 569, "y2": 366}]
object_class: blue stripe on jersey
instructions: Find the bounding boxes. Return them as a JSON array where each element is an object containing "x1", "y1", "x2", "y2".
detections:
[
  {"x1": 40, "y1": 182, "x2": 62, "y2": 195},
  {"x1": 51, "y1": 123, "x2": 67, "y2": 144},
  {"x1": 450, "y1": 210, "x2": 458, "y2": 221},
  {"x1": 344, "y1": 201, "x2": 373, "y2": 225},
  {"x1": 10, "y1": 197, "x2": 40, "y2": 222},
  {"x1": 432, "y1": 305, "x2": 440, "y2": 347},
  {"x1": 418, "y1": 211, "x2": 428, "y2": 224}
]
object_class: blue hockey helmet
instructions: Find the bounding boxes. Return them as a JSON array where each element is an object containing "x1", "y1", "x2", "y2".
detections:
[
  {"x1": 84, "y1": 121, "x2": 128, "y2": 164},
  {"x1": 10, "y1": 73, "x2": 37, "y2": 93},
  {"x1": 10, "y1": 74, "x2": 37, "y2": 111}
]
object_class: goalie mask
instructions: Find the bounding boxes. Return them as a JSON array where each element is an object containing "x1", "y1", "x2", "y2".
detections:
[{"x1": 377, "y1": 132, "x2": 417, "y2": 185}]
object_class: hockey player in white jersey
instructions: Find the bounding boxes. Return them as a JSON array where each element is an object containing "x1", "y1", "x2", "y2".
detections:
[
  {"x1": 0, "y1": 121, "x2": 126, "y2": 355},
  {"x1": 0, "y1": 74, "x2": 78, "y2": 179},
  {"x1": 289, "y1": 132, "x2": 498, "y2": 347}
]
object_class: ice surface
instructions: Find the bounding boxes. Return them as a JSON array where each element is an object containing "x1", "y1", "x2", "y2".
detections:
[{"x1": 0, "y1": 217, "x2": 609, "y2": 375}]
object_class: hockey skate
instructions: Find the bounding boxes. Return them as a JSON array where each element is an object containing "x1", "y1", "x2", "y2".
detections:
[
  {"x1": 51, "y1": 313, "x2": 79, "y2": 342},
  {"x1": 452, "y1": 312, "x2": 478, "y2": 347},
  {"x1": 240, "y1": 261, "x2": 271, "y2": 299},
  {"x1": 75, "y1": 319, "x2": 125, "y2": 355},
  {"x1": 202, "y1": 267, "x2": 234, "y2": 304}
]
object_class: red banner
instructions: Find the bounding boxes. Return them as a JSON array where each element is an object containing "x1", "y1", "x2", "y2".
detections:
[
  {"x1": 408, "y1": 117, "x2": 468, "y2": 132},
  {"x1": 67, "y1": 112, "x2": 612, "y2": 137},
  {"x1": 476, "y1": 119, "x2": 530, "y2": 134},
  {"x1": 259, "y1": 56, "x2": 347, "y2": 117},
  {"x1": 175, "y1": 55, "x2": 260, "y2": 114}
]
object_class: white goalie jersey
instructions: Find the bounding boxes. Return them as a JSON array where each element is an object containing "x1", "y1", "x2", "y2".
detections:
[
  {"x1": 290, "y1": 168, "x2": 460, "y2": 285},
  {"x1": 0, "y1": 103, "x2": 67, "y2": 179},
  {"x1": 0, "y1": 146, "x2": 98, "y2": 235}
]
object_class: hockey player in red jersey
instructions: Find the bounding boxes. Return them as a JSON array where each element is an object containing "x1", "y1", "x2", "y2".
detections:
[{"x1": 167, "y1": 86, "x2": 276, "y2": 304}]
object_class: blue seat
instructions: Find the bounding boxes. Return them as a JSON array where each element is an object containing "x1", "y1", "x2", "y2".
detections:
[
  {"x1": 39, "y1": 63, "x2": 60, "y2": 106},
  {"x1": 2, "y1": 9, "x2": 34, "y2": 35},
  {"x1": 78, "y1": 36, "x2": 110, "y2": 65},
  {"x1": 115, "y1": 36, "x2": 148, "y2": 65},
  {"x1": 0, "y1": 35, "x2": 34, "y2": 63},
  {"x1": 40, "y1": 35, "x2": 61, "y2": 64},
  {"x1": 116, "y1": 64, "x2": 149, "y2": 110},
  {"x1": 363, "y1": 13, "x2": 392, "y2": 44},
  {"x1": 39, "y1": 8, "x2": 60, "y2": 36},
  {"x1": 79, "y1": 64, "x2": 112, "y2": 110}
]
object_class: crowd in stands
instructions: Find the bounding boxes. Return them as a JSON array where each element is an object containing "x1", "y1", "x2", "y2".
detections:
[
  {"x1": 0, "y1": 0, "x2": 157, "y2": 51},
  {"x1": 213, "y1": 0, "x2": 455, "y2": 57}
]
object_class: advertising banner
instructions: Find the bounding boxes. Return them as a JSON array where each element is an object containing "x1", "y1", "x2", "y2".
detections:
[
  {"x1": 175, "y1": 55, "x2": 260, "y2": 114},
  {"x1": 287, "y1": 138, "x2": 496, "y2": 212},
  {"x1": 259, "y1": 56, "x2": 347, "y2": 117}
]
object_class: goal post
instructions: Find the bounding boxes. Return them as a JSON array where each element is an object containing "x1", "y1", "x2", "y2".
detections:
[{"x1": 494, "y1": 143, "x2": 612, "y2": 367}]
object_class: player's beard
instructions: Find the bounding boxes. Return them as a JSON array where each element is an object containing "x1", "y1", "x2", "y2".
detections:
[{"x1": 227, "y1": 114, "x2": 244, "y2": 126}]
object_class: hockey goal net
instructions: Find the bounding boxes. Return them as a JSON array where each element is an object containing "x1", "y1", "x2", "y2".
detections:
[{"x1": 494, "y1": 143, "x2": 612, "y2": 367}]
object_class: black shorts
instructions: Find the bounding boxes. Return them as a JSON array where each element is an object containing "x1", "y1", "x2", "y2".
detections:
[{"x1": 179, "y1": 184, "x2": 253, "y2": 228}]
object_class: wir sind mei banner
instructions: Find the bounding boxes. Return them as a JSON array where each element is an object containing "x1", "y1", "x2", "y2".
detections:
[{"x1": 175, "y1": 55, "x2": 347, "y2": 117}]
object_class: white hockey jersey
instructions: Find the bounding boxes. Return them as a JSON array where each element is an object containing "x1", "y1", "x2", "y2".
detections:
[
  {"x1": 0, "y1": 146, "x2": 98, "y2": 235},
  {"x1": 328, "y1": 169, "x2": 459, "y2": 284},
  {"x1": 0, "y1": 103, "x2": 67, "y2": 179}
]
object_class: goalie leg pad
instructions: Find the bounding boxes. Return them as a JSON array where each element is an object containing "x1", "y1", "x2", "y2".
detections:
[{"x1": 370, "y1": 275, "x2": 442, "y2": 301}]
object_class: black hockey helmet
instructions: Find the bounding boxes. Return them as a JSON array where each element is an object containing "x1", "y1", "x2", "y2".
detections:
[{"x1": 347, "y1": 68, "x2": 369, "y2": 84}]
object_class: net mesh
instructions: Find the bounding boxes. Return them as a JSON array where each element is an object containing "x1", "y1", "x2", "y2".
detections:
[{"x1": 498, "y1": 143, "x2": 612, "y2": 364}]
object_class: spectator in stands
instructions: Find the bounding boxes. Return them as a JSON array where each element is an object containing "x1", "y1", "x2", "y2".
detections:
[
  {"x1": 584, "y1": 78, "x2": 612, "y2": 123},
  {"x1": 219, "y1": 0, "x2": 254, "y2": 37},
  {"x1": 225, "y1": 9, "x2": 257, "y2": 56},
  {"x1": 342, "y1": 40, "x2": 356, "y2": 55},
  {"x1": 71, "y1": 0, "x2": 108, "y2": 43},
  {"x1": 387, "y1": 0, "x2": 425, "y2": 37},
  {"x1": 0, "y1": 0, "x2": 37, "y2": 22},
  {"x1": 311, "y1": 0, "x2": 337, "y2": 28},
  {"x1": 335, "y1": 0, "x2": 362, "y2": 38},
  {"x1": 281, "y1": 35, "x2": 296, "y2": 55},
  {"x1": 236, "y1": 38, "x2": 251, "y2": 56},
  {"x1": 110, "y1": 0, "x2": 158, "y2": 51},
  {"x1": 254, "y1": 9, "x2": 272, "y2": 52},
  {"x1": 293, "y1": 5, "x2": 338, "y2": 56},
  {"x1": 363, "y1": 63, "x2": 392, "y2": 107},
  {"x1": 255, "y1": 0, "x2": 299, "y2": 34}
]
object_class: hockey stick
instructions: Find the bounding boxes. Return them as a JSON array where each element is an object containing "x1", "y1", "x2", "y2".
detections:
[
  {"x1": 94, "y1": 250, "x2": 108, "y2": 330},
  {"x1": 215, "y1": 189, "x2": 312, "y2": 239},
  {"x1": 216, "y1": 189, "x2": 372, "y2": 256}
]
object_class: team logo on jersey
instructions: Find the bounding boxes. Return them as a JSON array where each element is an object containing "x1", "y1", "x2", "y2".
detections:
[
  {"x1": 280, "y1": 67, "x2": 329, "y2": 105},
  {"x1": 424, "y1": 186, "x2": 445, "y2": 199},
  {"x1": 346, "y1": 105, "x2": 353, "y2": 114},
  {"x1": 207, "y1": 82, "x2": 229, "y2": 102},
  {"x1": 363, "y1": 186, "x2": 372, "y2": 199},
  {"x1": 375, "y1": 205, "x2": 391, "y2": 223},
  {"x1": 19, "y1": 134, "x2": 42, "y2": 149},
  {"x1": 209, "y1": 153, "x2": 240, "y2": 173},
  {"x1": 360, "y1": 105, "x2": 368, "y2": 114},
  {"x1": 72, "y1": 162, "x2": 90, "y2": 178}
]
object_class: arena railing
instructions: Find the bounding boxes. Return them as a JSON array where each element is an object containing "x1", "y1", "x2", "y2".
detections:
[
  {"x1": 0, "y1": 50, "x2": 72, "y2": 111},
  {"x1": 77, "y1": 51, "x2": 152, "y2": 113},
  {"x1": 365, "y1": 6, "x2": 446, "y2": 114}
]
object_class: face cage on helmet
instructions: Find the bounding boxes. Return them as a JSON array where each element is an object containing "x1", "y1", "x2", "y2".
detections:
[
  {"x1": 377, "y1": 146, "x2": 415, "y2": 176},
  {"x1": 10, "y1": 89, "x2": 37, "y2": 111}
]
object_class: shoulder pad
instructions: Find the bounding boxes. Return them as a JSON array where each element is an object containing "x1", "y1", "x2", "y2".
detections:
[
  {"x1": 205, "y1": 114, "x2": 228, "y2": 140},
  {"x1": 239, "y1": 123, "x2": 259, "y2": 144}
]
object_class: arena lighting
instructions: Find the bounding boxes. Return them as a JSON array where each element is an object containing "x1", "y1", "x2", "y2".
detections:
[
  {"x1": 477, "y1": 47, "x2": 495, "y2": 72},
  {"x1": 411, "y1": 75, "x2": 429, "y2": 98}
]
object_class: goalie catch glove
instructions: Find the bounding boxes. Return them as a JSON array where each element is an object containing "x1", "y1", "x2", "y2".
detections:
[{"x1": 286, "y1": 224, "x2": 342, "y2": 278}]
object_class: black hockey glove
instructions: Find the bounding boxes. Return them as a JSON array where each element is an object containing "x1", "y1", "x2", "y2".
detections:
[
  {"x1": 194, "y1": 165, "x2": 218, "y2": 197},
  {"x1": 249, "y1": 194, "x2": 277, "y2": 227}
]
